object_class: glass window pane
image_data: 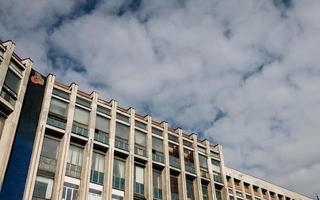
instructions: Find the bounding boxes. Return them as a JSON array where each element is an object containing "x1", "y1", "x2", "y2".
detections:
[
  {"x1": 113, "y1": 159, "x2": 125, "y2": 178},
  {"x1": 74, "y1": 107, "x2": 90, "y2": 125},
  {"x1": 135, "y1": 130, "x2": 146, "y2": 147},
  {"x1": 115, "y1": 123, "x2": 129, "y2": 140},
  {"x1": 41, "y1": 137, "x2": 59, "y2": 159},
  {"x1": 152, "y1": 137, "x2": 163, "y2": 152},
  {"x1": 186, "y1": 180, "x2": 195, "y2": 200},
  {"x1": 135, "y1": 166, "x2": 144, "y2": 184},
  {"x1": 153, "y1": 170, "x2": 162, "y2": 189},
  {"x1": 4, "y1": 69, "x2": 21, "y2": 94},
  {"x1": 92, "y1": 152, "x2": 104, "y2": 172},
  {"x1": 49, "y1": 98, "x2": 68, "y2": 117},
  {"x1": 33, "y1": 176, "x2": 53, "y2": 199},
  {"x1": 199, "y1": 155, "x2": 208, "y2": 169},
  {"x1": 170, "y1": 175, "x2": 179, "y2": 193},
  {"x1": 68, "y1": 145, "x2": 83, "y2": 166},
  {"x1": 96, "y1": 115, "x2": 110, "y2": 132}
]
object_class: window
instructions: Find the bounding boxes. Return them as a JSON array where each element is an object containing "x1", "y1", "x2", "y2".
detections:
[
  {"x1": 3, "y1": 68, "x2": 21, "y2": 94},
  {"x1": 115, "y1": 122, "x2": 129, "y2": 140},
  {"x1": 135, "y1": 129, "x2": 147, "y2": 157},
  {"x1": 52, "y1": 88, "x2": 70, "y2": 99},
  {"x1": 88, "y1": 188, "x2": 102, "y2": 200},
  {"x1": 38, "y1": 137, "x2": 60, "y2": 174},
  {"x1": 216, "y1": 190, "x2": 222, "y2": 200},
  {"x1": 170, "y1": 175, "x2": 179, "y2": 200},
  {"x1": 112, "y1": 194, "x2": 124, "y2": 200},
  {"x1": 152, "y1": 127, "x2": 163, "y2": 136},
  {"x1": 72, "y1": 107, "x2": 90, "y2": 136},
  {"x1": 168, "y1": 134, "x2": 179, "y2": 143},
  {"x1": 135, "y1": 120, "x2": 146, "y2": 130},
  {"x1": 152, "y1": 137, "x2": 163, "y2": 152},
  {"x1": 134, "y1": 165, "x2": 145, "y2": 195},
  {"x1": 49, "y1": 98, "x2": 68, "y2": 118},
  {"x1": 95, "y1": 115, "x2": 110, "y2": 133},
  {"x1": 116, "y1": 113, "x2": 129, "y2": 123},
  {"x1": 62, "y1": 182, "x2": 79, "y2": 200},
  {"x1": 97, "y1": 105, "x2": 111, "y2": 116},
  {"x1": 184, "y1": 149, "x2": 195, "y2": 173},
  {"x1": 91, "y1": 152, "x2": 105, "y2": 185},
  {"x1": 236, "y1": 191, "x2": 243, "y2": 197},
  {"x1": 135, "y1": 130, "x2": 146, "y2": 147},
  {"x1": 202, "y1": 184, "x2": 209, "y2": 200},
  {"x1": 113, "y1": 159, "x2": 125, "y2": 190},
  {"x1": 198, "y1": 146, "x2": 206, "y2": 154},
  {"x1": 76, "y1": 96, "x2": 91, "y2": 108},
  {"x1": 186, "y1": 180, "x2": 195, "y2": 200},
  {"x1": 66, "y1": 145, "x2": 83, "y2": 178},
  {"x1": 73, "y1": 107, "x2": 90, "y2": 125},
  {"x1": 199, "y1": 154, "x2": 208, "y2": 169},
  {"x1": 246, "y1": 195, "x2": 253, "y2": 200},
  {"x1": 0, "y1": 116, "x2": 5, "y2": 139},
  {"x1": 33, "y1": 176, "x2": 53, "y2": 199},
  {"x1": 153, "y1": 170, "x2": 162, "y2": 199},
  {"x1": 230, "y1": 196, "x2": 235, "y2": 200}
]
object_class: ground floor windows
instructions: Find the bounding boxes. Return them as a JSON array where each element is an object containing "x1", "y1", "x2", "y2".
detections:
[
  {"x1": 62, "y1": 182, "x2": 79, "y2": 200},
  {"x1": 32, "y1": 176, "x2": 53, "y2": 199}
]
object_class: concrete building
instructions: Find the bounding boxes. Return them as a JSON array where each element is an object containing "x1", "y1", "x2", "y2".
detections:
[{"x1": 0, "y1": 40, "x2": 311, "y2": 200}]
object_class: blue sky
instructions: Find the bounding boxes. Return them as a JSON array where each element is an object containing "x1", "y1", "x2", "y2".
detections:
[{"x1": 1, "y1": 0, "x2": 320, "y2": 197}]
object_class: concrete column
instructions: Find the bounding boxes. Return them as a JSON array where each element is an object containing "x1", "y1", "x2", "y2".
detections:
[
  {"x1": 205, "y1": 141, "x2": 216, "y2": 200},
  {"x1": 146, "y1": 115, "x2": 153, "y2": 200},
  {"x1": 162, "y1": 122, "x2": 171, "y2": 200},
  {"x1": 0, "y1": 41, "x2": 15, "y2": 89},
  {"x1": 79, "y1": 92, "x2": 98, "y2": 200},
  {"x1": 55, "y1": 83, "x2": 78, "y2": 199},
  {"x1": 218, "y1": 145, "x2": 229, "y2": 200},
  {"x1": 192, "y1": 134, "x2": 203, "y2": 200},
  {"x1": 0, "y1": 56, "x2": 32, "y2": 191},
  {"x1": 22, "y1": 74, "x2": 55, "y2": 200},
  {"x1": 105, "y1": 100, "x2": 117, "y2": 200},
  {"x1": 178, "y1": 129, "x2": 187, "y2": 200},
  {"x1": 125, "y1": 108, "x2": 135, "y2": 199}
]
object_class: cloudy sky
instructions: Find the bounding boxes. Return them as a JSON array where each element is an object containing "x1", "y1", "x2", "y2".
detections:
[{"x1": 1, "y1": 0, "x2": 319, "y2": 197}]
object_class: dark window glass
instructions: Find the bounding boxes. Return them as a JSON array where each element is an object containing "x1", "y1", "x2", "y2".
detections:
[
  {"x1": 186, "y1": 180, "x2": 195, "y2": 200},
  {"x1": 52, "y1": 88, "x2": 70, "y2": 99},
  {"x1": 152, "y1": 137, "x2": 163, "y2": 152},
  {"x1": 76, "y1": 97, "x2": 91, "y2": 108},
  {"x1": 116, "y1": 113, "x2": 129, "y2": 123},
  {"x1": 97, "y1": 105, "x2": 111, "y2": 116},
  {"x1": 4, "y1": 69, "x2": 21, "y2": 94},
  {"x1": 199, "y1": 154, "x2": 208, "y2": 169},
  {"x1": 152, "y1": 127, "x2": 163, "y2": 136},
  {"x1": 0, "y1": 116, "x2": 5, "y2": 139},
  {"x1": 96, "y1": 115, "x2": 110, "y2": 132},
  {"x1": 115, "y1": 122, "x2": 129, "y2": 140},
  {"x1": 135, "y1": 129, "x2": 146, "y2": 147},
  {"x1": 49, "y1": 98, "x2": 68, "y2": 118},
  {"x1": 135, "y1": 120, "x2": 146, "y2": 130}
]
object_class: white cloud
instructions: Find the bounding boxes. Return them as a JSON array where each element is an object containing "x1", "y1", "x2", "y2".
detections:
[{"x1": 1, "y1": 0, "x2": 320, "y2": 197}]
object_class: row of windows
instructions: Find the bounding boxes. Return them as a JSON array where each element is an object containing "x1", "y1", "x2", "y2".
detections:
[
  {"x1": 33, "y1": 136, "x2": 222, "y2": 200},
  {"x1": 47, "y1": 97, "x2": 221, "y2": 176},
  {"x1": 49, "y1": 90, "x2": 214, "y2": 153},
  {"x1": 227, "y1": 177, "x2": 293, "y2": 200}
]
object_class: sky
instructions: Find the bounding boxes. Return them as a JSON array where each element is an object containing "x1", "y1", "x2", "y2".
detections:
[{"x1": 1, "y1": 0, "x2": 319, "y2": 197}]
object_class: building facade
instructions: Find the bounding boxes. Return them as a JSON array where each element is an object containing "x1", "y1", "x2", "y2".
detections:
[{"x1": 0, "y1": 40, "x2": 311, "y2": 200}]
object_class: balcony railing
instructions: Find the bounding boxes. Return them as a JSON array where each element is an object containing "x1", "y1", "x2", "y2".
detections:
[
  {"x1": 171, "y1": 192, "x2": 180, "y2": 200},
  {"x1": 0, "y1": 87, "x2": 16, "y2": 106},
  {"x1": 47, "y1": 114, "x2": 66, "y2": 129},
  {"x1": 114, "y1": 138, "x2": 128, "y2": 151},
  {"x1": 94, "y1": 130, "x2": 109, "y2": 144},
  {"x1": 185, "y1": 161, "x2": 195, "y2": 174},
  {"x1": 201, "y1": 170, "x2": 210, "y2": 179},
  {"x1": 72, "y1": 122, "x2": 88, "y2": 137},
  {"x1": 134, "y1": 182, "x2": 144, "y2": 195},
  {"x1": 152, "y1": 152, "x2": 164, "y2": 163},
  {"x1": 154, "y1": 188, "x2": 163, "y2": 199},
  {"x1": 214, "y1": 174, "x2": 223, "y2": 183},
  {"x1": 113, "y1": 176, "x2": 125, "y2": 190},
  {"x1": 169, "y1": 155, "x2": 180, "y2": 169},
  {"x1": 66, "y1": 163, "x2": 82, "y2": 178},
  {"x1": 38, "y1": 156, "x2": 57, "y2": 173},
  {"x1": 90, "y1": 170, "x2": 104, "y2": 185},
  {"x1": 135, "y1": 146, "x2": 147, "y2": 157}
]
